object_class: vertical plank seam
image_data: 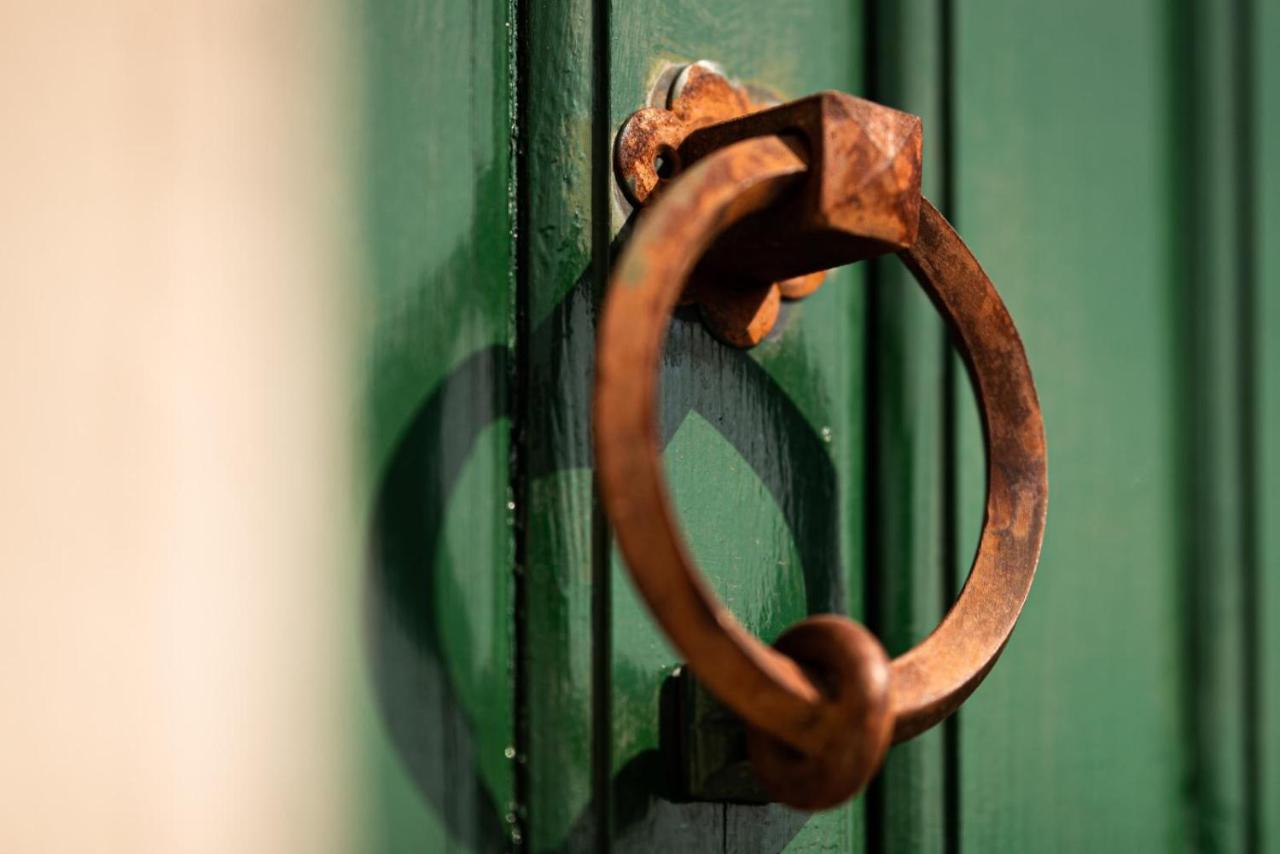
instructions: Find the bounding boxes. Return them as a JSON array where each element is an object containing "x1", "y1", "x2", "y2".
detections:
[
  {"x1": 589, "y1": 0, "x2": 614, "y2": 849},
  {"x1": 865, "y1": 1, "x2": 956, "y2": 850},
  {"x1": 860, "y1": 0, "x2": 887, "y2": 850},
  {"x1": 1178, "y1": 0, "x2": 1251, "y2": 846},
  {"x1": 510, "y1": 0, "x2": 531, "y2": 848},
  {"x1": 1165, "y1": 1, "x2": 1201, "y2": 846},
  {"x1": 1233, "y1": 0, "x2": 1261, "y2": 849},
  {"x1": 937, "y1": 0, "x2": 960, "y2": 852},
  {"x1": 1175, "y1": 0, "x2": 1214, "y2": 845}
]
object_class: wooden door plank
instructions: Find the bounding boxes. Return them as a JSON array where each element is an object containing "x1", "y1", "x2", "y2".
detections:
[
  {"x1": 605, "y1": 2, "x2": 868, "y2": 850},
  {"x1": 519, "y1": 0, "x2": 609, "y2": 850},
  {"x1": 950, "y1": 1, "x2": 1196, "y2": 849},
  {"x1": 864, "y1": 1, "x2": 952, "y2": 852},
  {"x1": 359, "y1": 0, "x2": 517, "y2": 850}
]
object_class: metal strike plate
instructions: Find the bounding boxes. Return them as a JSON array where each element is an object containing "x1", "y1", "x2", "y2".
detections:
[{"x1": 665, "y1": 666, "x2": 770, "y2": 804}]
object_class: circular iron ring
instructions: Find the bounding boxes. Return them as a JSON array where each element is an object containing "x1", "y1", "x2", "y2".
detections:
[{"x1": 593, "y1": 135, "x2": 1047, "y2": 809}]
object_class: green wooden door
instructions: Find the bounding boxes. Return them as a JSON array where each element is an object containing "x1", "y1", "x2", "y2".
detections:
[
  {"x1": 529, "y1": 3, "x2": 869, "y2": 851},
  {"x1": 357, "y1": 0, "x2": 1280, "y2": 851}
]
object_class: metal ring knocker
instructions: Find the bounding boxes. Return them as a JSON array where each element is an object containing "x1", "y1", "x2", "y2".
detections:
[{"x1": 593, "y1": 65, "x2": 1048, "y2": 810}]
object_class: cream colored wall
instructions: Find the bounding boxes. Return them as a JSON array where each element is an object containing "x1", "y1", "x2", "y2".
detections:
[{"x1": 0, "y1": 2, "x2": 363, "y2": 851}]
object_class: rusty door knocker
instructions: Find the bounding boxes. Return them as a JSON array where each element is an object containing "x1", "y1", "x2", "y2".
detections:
[{"x1": 593, "y1": 63, "x2": 1048, "y2": 810}]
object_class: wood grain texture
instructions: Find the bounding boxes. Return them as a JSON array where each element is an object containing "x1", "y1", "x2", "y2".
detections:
[
  {"x1": 606, "y1": 2, "x2": 868, "y2": 850},
  {"x1": 951, "y1": 1, "x2": 1194, "y2": 849},
  {"x1": 358, "y1": 0, "x2": 516, "y2": 850},
  {"x1": 864, "y1": 1, "x2": 950, "y2": 851},
  {"x1": 520, "y1": 0, "x2": 607, "y2": 850}
]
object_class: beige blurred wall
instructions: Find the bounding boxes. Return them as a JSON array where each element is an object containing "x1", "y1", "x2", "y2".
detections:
[{"x1": 0, "y1": 1, "x2": 364, "y2": 851}]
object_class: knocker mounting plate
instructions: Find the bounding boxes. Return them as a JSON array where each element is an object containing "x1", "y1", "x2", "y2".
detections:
[{"x1": 614, "y1": 62, "x2": 826, "y2": 347}]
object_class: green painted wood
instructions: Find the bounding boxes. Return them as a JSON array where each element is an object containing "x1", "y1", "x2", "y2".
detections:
[
  {"x1": 350, "y1": 2, "x2": 1280, "y2": 852},
  {"x1": 605, "y1": 4, "x2": 868, "y2": 851},
  {"x1": 1180, "y1": 1, "x2": 1255, "y2": 847},
  {"x1": 522, "y1": 4, "x2": 876, "y2": 851},
  {"x1": 518, "y1": 4, "x2": 870, "y2": 851},
  {"x1": 949, "y1": 1, "x2": 1197, "y2": 849},
  {"x1": 864, "y1": 1, "x2": 951, "y2": 852},
  {"x1": 1257, "y1": 0, "x2": 1280, "y2": 847},
  {"x1": 519, "y1": 0, "x2": 607, "y2": 851},
  {"x1": 357, "y1": 0, "x2": 517, "y2": 851}
]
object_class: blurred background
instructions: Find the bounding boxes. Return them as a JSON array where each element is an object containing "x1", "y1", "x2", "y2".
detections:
[
  {"x1": 1, "y1": 1, "x2": 362, "y2": 851},
  {"x1": 1, "y1": 1, "x2": 1276, "y2": 852}
]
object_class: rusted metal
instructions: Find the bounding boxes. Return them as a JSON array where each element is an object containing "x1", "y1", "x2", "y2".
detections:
[
  {"x1": 595, "y1": 65, "x2": 1047, "y2": 810},
  {"x1": 615, "y1": 62, "x2": 836, "y2": 346}
]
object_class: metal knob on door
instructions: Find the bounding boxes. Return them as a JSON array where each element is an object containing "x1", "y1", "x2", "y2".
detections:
[{"x1": 593, "y1": 64, "x2": 1048, "y2": 810}]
